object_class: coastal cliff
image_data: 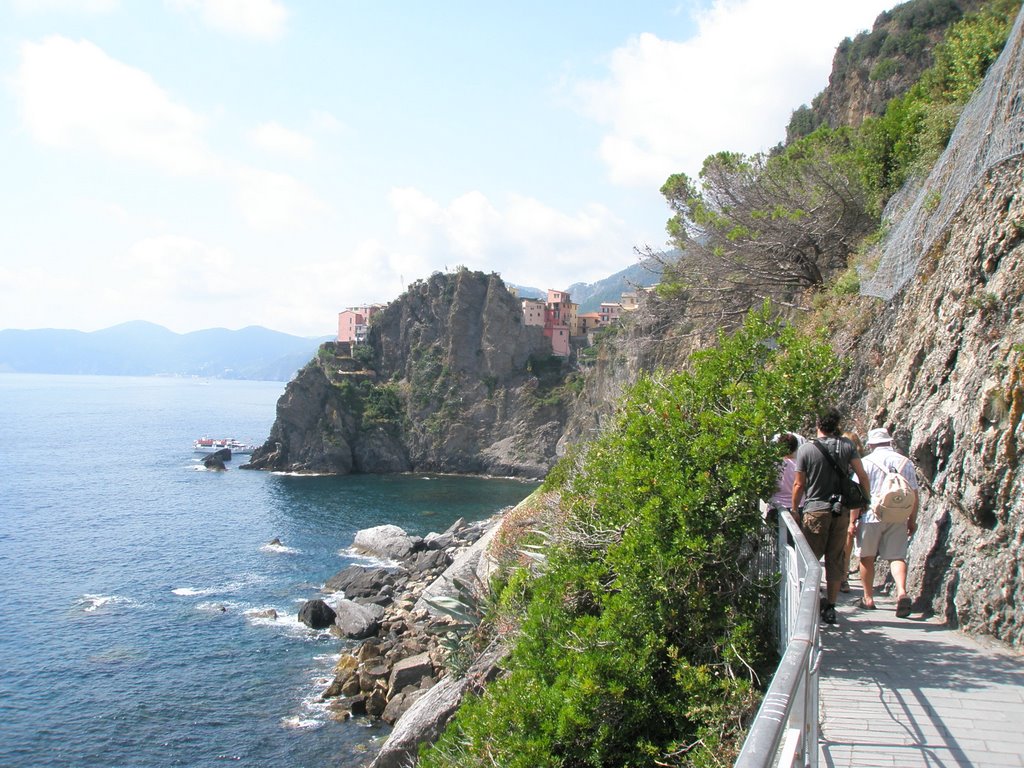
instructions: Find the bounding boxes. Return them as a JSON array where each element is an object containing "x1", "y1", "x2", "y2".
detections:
[
  {"x1": 789, "y1": 0, "x2": 986, "y2": 139},
  {"x1": 839, "y1": 156, "x2": 1024, "y2": 645},
  {"x1": 239, "y1": 5, "x2": 1024, "y2": 765},
  {"x1": 244, "y1": 270, "x2": 571, "y2": 478}
]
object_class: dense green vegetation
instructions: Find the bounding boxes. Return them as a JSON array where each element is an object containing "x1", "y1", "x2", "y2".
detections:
[
  {"x1": 857, "y1": 0, "x2": 1020, "y2": 207},
  {"x1": 419, "y1": 308, "x2": 842, "y2": 767},
  {"x1": 834, "y1": 0, "x2": 967, "y2": 81}
]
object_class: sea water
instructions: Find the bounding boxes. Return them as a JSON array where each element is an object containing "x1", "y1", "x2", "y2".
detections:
[{"x1": 0, "y1": 374, "x2": 536, "y2": 768}]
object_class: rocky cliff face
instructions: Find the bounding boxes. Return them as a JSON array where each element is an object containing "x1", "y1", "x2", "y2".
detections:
[
  {"x1": 839, "y1": 157, "x2": 1024, "y2": 646},
  {"x1": 793, "y1": 0, "x2": 984, "y2": 137},
  {"x1": 557, "y1": 301, "x2": 705, "y2": 452},
  {"x1": 245, "y1": 270, "x2": 569, "y2": 478}
]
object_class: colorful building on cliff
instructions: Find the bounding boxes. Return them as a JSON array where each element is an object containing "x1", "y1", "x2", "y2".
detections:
[
  {"x1": 598, "y1": 302, "x2": 623, "y2": 326},
  {"x1": 337, "y1": 304, "x2": 383, "y2": 344},
  {"x1": 521, "y1": 298, "x2": 546, "y2": 327}
]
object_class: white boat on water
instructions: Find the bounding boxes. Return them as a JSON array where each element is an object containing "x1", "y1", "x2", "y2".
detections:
[{"x1": 193, "y1": 437, "x2": 256, "y2": 455}]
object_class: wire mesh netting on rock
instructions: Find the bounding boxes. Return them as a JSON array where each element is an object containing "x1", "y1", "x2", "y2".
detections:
[{"x1": 860, "y1": 5, "x2": 1024, "y2": 301}]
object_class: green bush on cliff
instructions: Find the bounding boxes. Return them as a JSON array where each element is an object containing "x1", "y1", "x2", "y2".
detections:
[
  {"x1": 362, "y1": 383, "x2": 403, "y2": 429},
  {"x1": 857, "y1": 0, "x2": 1021, "y2": 209},
  {"x1": 419, "y1": 306, "x2": 842, "y2": 768}
]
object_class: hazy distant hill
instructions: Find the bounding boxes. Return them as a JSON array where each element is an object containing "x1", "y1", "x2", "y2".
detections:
[
  {"x1": 512, "y1": 256, "x2": 665, "y2": 313},
  {"x1": 0, "y1": 321, "x2": 331, "y2": 381}
]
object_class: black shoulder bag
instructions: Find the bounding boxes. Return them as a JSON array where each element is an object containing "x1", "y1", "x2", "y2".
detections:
[{"x1": 812, "y1": 439, "x2": 869, "y2": 510}]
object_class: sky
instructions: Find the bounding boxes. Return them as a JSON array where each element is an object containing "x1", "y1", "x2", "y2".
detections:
[{"x1": 0, "y1": 0, "x2": 895, "y2": 337}]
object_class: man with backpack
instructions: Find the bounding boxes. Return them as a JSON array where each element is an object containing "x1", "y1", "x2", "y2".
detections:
[
  {"x1": 792, "y1": 407, "x2": 871, "y2": 625},
  {"x1": 856, "y1": 427, "x2": 919, "y2": 617}
]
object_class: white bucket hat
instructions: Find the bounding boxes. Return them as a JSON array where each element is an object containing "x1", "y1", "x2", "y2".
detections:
[{"x1": 866, "y1": 427, "x2": 893, "y2": 446}]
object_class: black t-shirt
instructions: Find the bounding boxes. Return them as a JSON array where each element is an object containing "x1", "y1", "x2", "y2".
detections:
[{"x1": 795, "y1": 435, "x2": 858, "y2": 512}]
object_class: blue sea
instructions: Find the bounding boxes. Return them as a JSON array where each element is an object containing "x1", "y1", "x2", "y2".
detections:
[{"x1": 0, "y1": 374, "x2": 537, "y2": 768}]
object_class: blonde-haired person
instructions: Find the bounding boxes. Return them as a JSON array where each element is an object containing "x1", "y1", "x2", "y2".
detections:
[{"x1": 840, "y1": 431, "x2": 866, "y2": 593}]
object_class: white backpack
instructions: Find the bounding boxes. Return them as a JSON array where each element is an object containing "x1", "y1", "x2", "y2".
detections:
[{"x1": 865, "y1": 455, "x2": 915, "y2": 523}]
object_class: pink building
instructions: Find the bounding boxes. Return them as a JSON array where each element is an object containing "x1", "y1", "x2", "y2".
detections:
[
  {"x1": 337, "y1": 304, "x2": 382, "y2": 344},
  {"x1": 543, "y1": 289, "x2": 576, "y2": 357},
  {"x1": 546, "y1": 324, "x2": 571, "y2": 357},
  {"x1": 546, "y1": 289, "x2": 577, "y2": 333}
]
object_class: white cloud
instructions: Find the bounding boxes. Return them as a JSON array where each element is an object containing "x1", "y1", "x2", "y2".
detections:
[
  {"x1": 125, "y1": 235, "x2": 244, "y2": 301},
  {"x1": 11, "y1": 0, "x2": 117, "y2": 12},
  {"x1": 231, "y1": 166, "x2": 329, "y2": 231},
  {"x1": 248, "y1": 121, "x2": 314, "y2": 158},
  {"x1": 578, "y1": 0, "x2": 892, "y2": 185},
  {"x1": 12, "y1": 36, "x2": 329, "y2": 232},
  {"x1": 168, "y1": 0, "x2": 289, "y2": 41},
  {"x1": 12, "y1": 36, "x2": 214, "y2": 175},
  {"x1": 310, "y1": 109, "x2": 346, "y2": 134},
  {"x1": 0, "y1": 236, "x2": 245, "y2": 333},
  {"x1": 388, "y1": 187, "x2": 632, "y2": 290}
]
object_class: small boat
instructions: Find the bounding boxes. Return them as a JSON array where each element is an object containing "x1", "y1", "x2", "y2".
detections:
[{"x1": 193, "y1": 437, "x2": 256, "y2": 455}]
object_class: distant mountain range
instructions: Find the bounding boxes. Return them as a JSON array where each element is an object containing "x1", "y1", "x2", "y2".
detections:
[
  {"x1": 0, "y1": 321, "x2": 331, "y2": 381},
  {"x1": 1, "y1": 258, "x2": 670, "y2": 382}
]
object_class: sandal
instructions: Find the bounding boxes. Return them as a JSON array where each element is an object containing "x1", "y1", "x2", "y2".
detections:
[
  {"x1": 856, "y1": 598, "x2": 876, "y2": 610},
  {"x1": 895, "y1": 596, "x2": 912, "y2": 618},
  {"x1": 839, "y1": 580, "x2": 850, "y2": 593}
]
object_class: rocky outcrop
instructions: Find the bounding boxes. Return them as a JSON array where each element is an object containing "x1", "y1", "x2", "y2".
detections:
[
  {"x1": 353, "y1": 525, "x2": 422, "y2": 561},
  {"x1": 244, "y1": 270, "x2": 569, "y2": 477},
  {"x1": 791, "y1": 0, "x2": 985, "y2": 138},
  {"x1": 838, "y1": 156, "x2": 1024, "y2": 647},
  {"x1": 558, "y1": 299, "x2": 707, "y2": 453},
  {"x1": 242, "y1": 350, "x2": 408, "y2": 474},
  {"x1": 320, "y1": 515, "x2": 508, "y2": 734}
]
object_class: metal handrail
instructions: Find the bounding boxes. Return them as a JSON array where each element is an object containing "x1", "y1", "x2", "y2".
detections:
[{"x1": 735, "y1": 510, "x2": 821, "y2": 768}]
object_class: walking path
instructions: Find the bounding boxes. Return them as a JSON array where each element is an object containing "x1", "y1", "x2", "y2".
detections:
[{"x1": 818, "y1": 575, "x2": 1024, "y2": 767}]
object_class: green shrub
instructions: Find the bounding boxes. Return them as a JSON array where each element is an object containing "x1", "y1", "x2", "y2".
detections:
[
  {"x1": 832, "y1": 267, "x2": 861, "y2": 296},
  {"x1": 856, "y1": 0, "x2": 1021, "y2": 210},
  {"x1": 351, "y1": 343, "x2": 375, "y2": 368},
  {"x1": 420, "y1": 306, "x2": 843, "y2": 767},
  {"x1": 362, "y1": 383, "x2": 403, "y2": 428},
  {"x1": 870, "y1": 57, "x2": 900, "y2": 80}
]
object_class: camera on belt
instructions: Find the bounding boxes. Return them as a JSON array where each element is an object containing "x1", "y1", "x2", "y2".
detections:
[{"x1": 830, "y1": 494, "x2": 843, "y2": 517}]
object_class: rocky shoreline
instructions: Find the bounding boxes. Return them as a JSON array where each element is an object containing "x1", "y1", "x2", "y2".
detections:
[{"x1": 297, "y1": 513, "x2": 514, "y2": 767}]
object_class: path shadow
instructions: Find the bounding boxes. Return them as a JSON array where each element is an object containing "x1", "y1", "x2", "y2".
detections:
[{"x1": 817, "y1": 579, "x2": 1024, "y2": 768}]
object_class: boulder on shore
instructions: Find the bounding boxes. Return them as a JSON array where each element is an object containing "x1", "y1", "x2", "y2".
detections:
[
  {"x1": 332, "y1": 599, "x2": 384, "y2": 639},
  {"x1": 368, "y1": 642, "x2": 507, "y2": 768},
  {"x1": 324, "y1": 565, "x2": 400, "y2": 599},
  {"x1": 353, "y1": 524, "x2": 422, "y2": 561},
  {"x1": 298, "y1": 599, "x2": 337, "y2": 629},
  {"x1": 387, "y1": 652, "x2": 435, "y2": 699}
]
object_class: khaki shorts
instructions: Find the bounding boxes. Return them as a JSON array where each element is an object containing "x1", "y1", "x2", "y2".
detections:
[
  {"x1": 801, "y1": 508, "x2": 850, "y2": 583},
  {"x1": 856, "y1": 521, "x2": 909, "y2": 561}
]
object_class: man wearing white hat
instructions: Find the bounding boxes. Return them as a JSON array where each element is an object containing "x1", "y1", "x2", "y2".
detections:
[{"x1": 856, "y1": 427, "x2": 919, "y2": 617}]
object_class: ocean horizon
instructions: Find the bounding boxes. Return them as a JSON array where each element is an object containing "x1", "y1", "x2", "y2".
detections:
[{"x1": 0, "y1": 373, "x2": 536, "y2": 767}]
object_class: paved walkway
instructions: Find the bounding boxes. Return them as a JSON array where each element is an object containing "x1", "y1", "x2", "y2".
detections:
[{"x1": 818, "y1": 574, "x2": 1024, "y2": 767}]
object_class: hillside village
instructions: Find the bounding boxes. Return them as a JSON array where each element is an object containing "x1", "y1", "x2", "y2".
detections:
[{"x1": 337, "y1": 284, "x2": 654, "y2": 358}]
